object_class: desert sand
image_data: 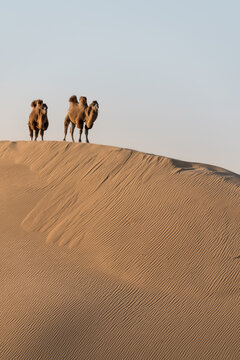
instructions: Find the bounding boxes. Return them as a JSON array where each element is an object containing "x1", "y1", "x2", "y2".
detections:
[{"x1": 0, "y1": 141, "x2": 239, "y2": 360}]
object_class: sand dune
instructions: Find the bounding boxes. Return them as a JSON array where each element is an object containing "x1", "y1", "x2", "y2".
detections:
[{"x1": 0, "y1": 141, "x2": 239, "y2": 359}]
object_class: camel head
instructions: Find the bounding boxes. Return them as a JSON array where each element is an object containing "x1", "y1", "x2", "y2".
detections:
[
  {"x1": 42, "y1": 103, "x2": 48, "y2": 111},
  {"x1": 91, "y1": 100, "x2": 99, "y2": 112},
  {"x1": 31, "y1": 99, "x2": 43, "y2": 108},
  {"x1": 69, "y1": 95, "x2": 78, "y2": 104}
]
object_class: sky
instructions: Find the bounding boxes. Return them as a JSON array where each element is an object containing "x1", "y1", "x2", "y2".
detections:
[{"x1": 0, "y1": 0, "x2": 239, "y2": 174}]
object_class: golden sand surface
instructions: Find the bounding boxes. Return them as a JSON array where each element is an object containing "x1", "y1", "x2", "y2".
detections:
[{"x1": 0, "y1": 141, "x2": 239, "y2": 359}]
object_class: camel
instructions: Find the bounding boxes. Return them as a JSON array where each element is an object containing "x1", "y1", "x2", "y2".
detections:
[
  {"x1": 84, "y1": 100, "x2": 99, "y2": 143},
  {"x1": 63, "y1": 96, "x2": 99, "y2": 143},
  {"x1": 28, "y1": 100, "x2": 49, "y2": 141},
  {"x1": 63, "y1": 95, "x2": 88, "y2": 142}
]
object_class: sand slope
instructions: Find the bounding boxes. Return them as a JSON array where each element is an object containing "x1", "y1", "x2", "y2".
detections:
[{"x1": 0, "y1": 141, "x2": 239, "y2": 360}]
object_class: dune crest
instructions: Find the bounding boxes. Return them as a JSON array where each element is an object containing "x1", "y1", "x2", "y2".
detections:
[{"x1": 0, "y1": 141, "x2": 239, "y2": 360}]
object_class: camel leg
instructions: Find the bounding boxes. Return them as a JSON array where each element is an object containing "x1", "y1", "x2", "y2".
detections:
[
  {"x1": 70, "y1": 122, "x2": 75, "y2": 142},
  {"x1": 29, "y1": 126, "x2": 33, "y2": 141},
  {"x1": 34, "y1": 129, "x2": 39, "y2": 141},
  {"x1": 78, "y1": 120, "x2": 83, "y2": 142},
  {"x1": 85, "y1": 125, "x2": 89, "y2": 143},
  {"x1": 40, "y1": 129, "x2": 44, "y2": 141},
  {"x1": 63, "y1": 116, "x2": 70, "y2": 141}
]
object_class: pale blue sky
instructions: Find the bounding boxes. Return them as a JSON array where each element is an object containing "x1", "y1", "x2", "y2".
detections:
[{"x1": 0, "y1": 0, "x2": 239, "y2": 173}]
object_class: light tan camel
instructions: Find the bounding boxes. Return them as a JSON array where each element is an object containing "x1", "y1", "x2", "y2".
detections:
[
  {"x1": 28, "y1": 99, "x2": 49, "y2": 141},
  {"x1": 63, "y1": 95, "x2": 88, "y2": 142}
]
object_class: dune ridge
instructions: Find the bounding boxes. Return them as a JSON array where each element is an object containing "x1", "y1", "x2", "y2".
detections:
[{"x1": 0, "y1": 141, "x2": 239, "y2": 360}]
